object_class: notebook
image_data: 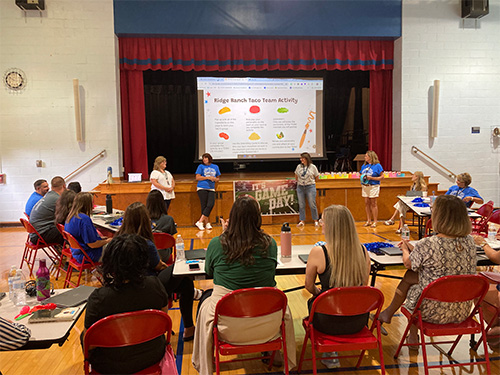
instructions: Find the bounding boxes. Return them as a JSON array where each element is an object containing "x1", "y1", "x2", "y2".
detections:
[
  {"x1": 42, "y1": 285, "x2": 96, "y2": 308},
  {"x1": 298, "y1": 254, "x2": 309, "y2": 264},
  {"x1": 185, "y1": 249, "x2": 207, "y2": 260},
  {"x1": 380, "y1": 247, "x2": 403, "y2": 256},
  {"x1": 29, "y1": 306, "x2": 84, "y2": 323}
]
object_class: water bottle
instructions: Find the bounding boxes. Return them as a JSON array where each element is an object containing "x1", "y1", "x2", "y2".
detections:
[
  {"x1": 430, "y1": 191, "x2": 436, "y2": 207},
  {"x1": 280, "y1": 222, "x2": 292, "y2": 258},
  {"x1": 176, "y1": 234, "x2": 185, "y2": 261},
  {"x1": 8, "y1": 265, "x2": 17, "y2": 303},
  {"x1": 36, "y1": 259, "x2": 51, "y2": 301},
  {"x1": 488, "y1": 224, "x2": 497, "y2": 241},
  {"x1": 105, "y1": 194, "x2": 113, "y2": 214},
  {"x1": 13, "y1": 269, "x2": 27, "y2": 306},
  {"x1": 401, "y1": 224, "x2": 410, "y2": 241},
  {"x1": 106, "y1": 166, "x2": 113, "y2": 184}
]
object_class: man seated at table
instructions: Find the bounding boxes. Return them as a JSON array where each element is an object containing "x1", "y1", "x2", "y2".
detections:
[
  {"x1": 29, "y1": 176, "x2": 66, "y2": 245},
  {"x1": 24, "y1": 179, "x2": 49, "y2": 217},
  {"x1": 445, "y1": 172, "x2": 483, "y2": 208}
]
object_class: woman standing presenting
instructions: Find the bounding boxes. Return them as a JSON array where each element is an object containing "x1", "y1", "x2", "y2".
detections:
[
  {"x1": 150, "y1": 156, "x2": 175, "y2": 212},
  {"x1": 195, "y1": 153, "x2": 220, "y2": 231},
  {"x1": 295, "y1": 152, "x2": 320, "y2": 227},
  {"x1": 360, "y1": 150, "x2": 384, "y2": 228}
]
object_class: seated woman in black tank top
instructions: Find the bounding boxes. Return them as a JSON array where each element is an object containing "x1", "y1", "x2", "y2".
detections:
[{"x1": 304, "y1": 205, "x2": 372, "y2": 335}]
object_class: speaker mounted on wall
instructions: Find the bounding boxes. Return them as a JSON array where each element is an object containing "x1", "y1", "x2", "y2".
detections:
[{"x1": 461, "y1": 0, "x2": 489, "y2": 19}]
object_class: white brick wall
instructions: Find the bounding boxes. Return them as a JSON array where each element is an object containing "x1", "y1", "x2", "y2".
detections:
[
  {"x1": 0, "y1": 0, "x2": 121, "y2": 222},
  {"x1": 395, "y1": 0, "x2": 500, "y2": 206}
]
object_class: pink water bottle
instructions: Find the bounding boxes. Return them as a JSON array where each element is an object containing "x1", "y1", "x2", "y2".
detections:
[
  {"x1": 280, "y1": 223, "x2": 292, "y2": 258},
  {"x1": 36, "y1": 259, "x2": 51, "y2": 301}
]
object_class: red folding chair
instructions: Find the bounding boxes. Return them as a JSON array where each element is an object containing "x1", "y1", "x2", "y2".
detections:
[
  {"x1": 488, "y1": 210, "x2": 500, "y2": 237},
  {"x1": 394, "y1": 274, "x2": 491, "y2": 375},
  {"x1": 213, "y1": 287, "x2": 289, "y2": 375},
  {"x1": 471, "y1": 201, "x2": 494, "y2": 237},
  {"x1": 62, "y1": 230, "x2": 102, "y2": 288},
  {"x1": 153, "y1": 232, "x2": 176, "y2": 265},
  {"x1": 471, "y1": 272, "x2": 500, "y2": 351},
  {"x1": 54, "y1": 223, "x2": 73, "y2": 280},
  {"x1": 19, "y1": 218, "x2": 59, "y2": 277},
  {"x1": 424, "y1": 218, "x2": 433, "y2": 237},
  {"x1": 297, "y1": 286, "x2": 385, "y2": 375},
  {"x1": 83, "y1": 309, "x2": 172, "y2": 375}
]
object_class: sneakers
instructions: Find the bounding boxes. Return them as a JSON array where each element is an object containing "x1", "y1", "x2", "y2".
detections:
[
  {"x1": 193, "y1": 288, "x2": 203, "y2": 300},
  {"x1": 205, "y1": 222, "x2": 213, "y2": 230},
  {"x1": 321, "y1": 352, "x2": 340, "y2": 369},
  {"x1": 395, "y1": 229, "x2": 401, "y2": 234},
  {"x1": 195, "y1": 221, "x2": 204, "y2": 230},
  {"x1": 385, "y1": 220, "x2": 395, "y2": 226}
]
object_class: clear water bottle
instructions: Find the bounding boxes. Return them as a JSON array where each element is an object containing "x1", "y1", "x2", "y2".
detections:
[
  {"x1": 430, "y1": 191, "x2": 436, "y2": 207},
  {"x1": 13, "y1": 269, "x2": 27, "y2": 306},
  {"x1": 401, "y1": 224, "x2": 410, "y2": 241},
  {"x1": 8, "y1": 265, "x2": 17, "y2": 303},
  {"x1": 488, "y1": 224, "x2": 497, "y2": 241},
  {"x1": 176, "y1": 234, "x2": 185, "y2": 261}
]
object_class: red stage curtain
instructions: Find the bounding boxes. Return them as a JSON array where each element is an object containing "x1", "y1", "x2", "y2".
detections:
[
  {"x1": 369, "y1": 70, "x2": 393, "y2": 170},
  {"x1": 120, "y1": 70, "x2": 149, "y2": 178},
  {"x1": 119, "y1": 37, "x2": 393, "y2": 176}
]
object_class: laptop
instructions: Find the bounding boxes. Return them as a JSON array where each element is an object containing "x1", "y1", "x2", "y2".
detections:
[
  {"x1": 185, "y1": 249, "x2": 207, "y2": 260},
  {"x1": 298, "y1": 254, "x2": 309, "y2": 264},
  {"x1": 406, "y1": 190, "x2": 423, "y2": 197},
  {"x1": 380, "y1": 247, "x2": 403, "y2": 256},
  {"x1": 42, "y1": 285, "x2": 96, "y2": 308}
]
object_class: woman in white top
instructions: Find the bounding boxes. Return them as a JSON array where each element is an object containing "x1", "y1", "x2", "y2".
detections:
[
  {"x1": 295, "y1": 152, "x2": 320, "y2": 227},
  {"x1": 150, "y1": 156, "x2": 175, "y2": 212}
]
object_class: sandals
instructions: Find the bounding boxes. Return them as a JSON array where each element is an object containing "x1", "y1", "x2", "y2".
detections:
[
  {"x1": 385, "y1": 220, "x2": 395, "y2": 226},
  {"x1": 363, "y1": 222, "x2": 372, "y2": 227},
  {"x1": 395, "y1": 229, "x2": 401, "y2": 234},
  {"x1": 371, "y1": 222, "x2": 377, "y2": 228},
  {"x1": 369, "y1": 314, "x2": 388, "y2": 336}
]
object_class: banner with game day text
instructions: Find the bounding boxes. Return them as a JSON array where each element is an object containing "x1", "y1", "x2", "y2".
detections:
[{"x1": 233, "y1": 180, "x2": 299, "y2": 216}]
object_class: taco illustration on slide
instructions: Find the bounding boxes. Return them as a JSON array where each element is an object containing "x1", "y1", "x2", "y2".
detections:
[{"x1": 218, "y1": 107, "x2": 231, "y2": 115}]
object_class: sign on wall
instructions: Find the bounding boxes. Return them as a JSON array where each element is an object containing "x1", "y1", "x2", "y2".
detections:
[{"x1": 234, "y1": 180, "x2": 299, "y2": 215}]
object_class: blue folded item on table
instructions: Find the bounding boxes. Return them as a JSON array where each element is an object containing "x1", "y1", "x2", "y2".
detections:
[
  {"x1": 411, "y1": 197, "x2": 424, "y2": 203},
  {"x1": 314, "y1": 240, "x2": 327, "y2": 247},
  {"x1": 414, "y1": 203, "x2": 430, "y2": 208},
  {"x1": 364, "y1": 242, "x2": 394, "y2": 255},
  {"x1": 109, "y1": 217, "x2": 123, "y2": 226}
]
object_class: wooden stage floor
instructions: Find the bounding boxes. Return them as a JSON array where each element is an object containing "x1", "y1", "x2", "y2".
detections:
[{"x1": 1, "y1": 222, "x2": 499, "y2": 375}]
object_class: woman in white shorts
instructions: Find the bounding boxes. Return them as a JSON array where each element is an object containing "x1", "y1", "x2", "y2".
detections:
[{"x1": 360, "y1": 151, "x2": 384, "y2": 228}]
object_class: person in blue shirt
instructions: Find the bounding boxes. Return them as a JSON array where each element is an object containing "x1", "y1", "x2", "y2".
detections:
[
  {"x1": 65, "y1": 192, "x2": 111, "y2": 263},
  {"x1": 445, "y1": 173, "x2": 483, "y2": 208},
  {"x1": 194, "y1": 153, "x2": 221, "y2": 231},
  {"x1": 360, "y1": 150, "x2": 384, "y2": 228},
  {"x1": 25, "y1": 179, "x2": 49, "y2": 216}
]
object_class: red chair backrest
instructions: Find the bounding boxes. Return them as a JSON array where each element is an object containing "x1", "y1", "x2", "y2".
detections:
[
  {"x1": 214, "y1": 287, "x2": 287, "y2": 321},
  {"x1": 153, "y1": 232, "x2": 176, "y2": 263},
  {"x1": 415, "y1": 274, "x2": 488, "y2": 309},
  {"x1": 20, "y1": 217, "x2": 39, "y2": 236},
  {"x1": 56, "y1": 223, "x2": 65, "y2": 236},
  {"x1": 62, "y1": 230, "x2": 98, "y2": 265},
  {"x1": 489, "y1": 210, "x2": 500, "y2": 225},
  {"x1": 476, "y1": 201, "x2": 494, "y2": 219},
  {"x1": 84, "y1": 309, "x2": 171, "y2": 351},
  {"x1": 309, "y1": 286, "x2": 384, "y2": 318}
]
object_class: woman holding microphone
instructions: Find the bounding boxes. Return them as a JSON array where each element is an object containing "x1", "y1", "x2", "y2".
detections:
[{"x1": 295, "y1": 152, "x2": 320, "y2": 228}]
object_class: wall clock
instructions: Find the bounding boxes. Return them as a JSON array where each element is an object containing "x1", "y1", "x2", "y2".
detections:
[{"x1": 4, "y1": 68, "x2": 27, "y2": 92}]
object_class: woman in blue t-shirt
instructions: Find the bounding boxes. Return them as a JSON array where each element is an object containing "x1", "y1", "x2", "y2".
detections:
[
  {"x1": 445, "y1": 172, "x2": 483, "y2": 208},
  {"x1": 65, "y1": 192, "x2": 111, "y2": 263},
  {"x1": 194, "y1": 153, "x2": 221, "y2": 231},
  {"x1": 360, "y1": 150, "x2": 384, "y2": 228}
]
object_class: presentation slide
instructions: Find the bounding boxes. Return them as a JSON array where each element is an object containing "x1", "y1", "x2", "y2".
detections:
[{"x1": 197, "y1": 77, "x2": 324, "y2": 161}]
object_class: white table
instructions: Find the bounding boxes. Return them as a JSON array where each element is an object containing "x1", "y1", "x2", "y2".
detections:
[
  {"x1": 0, "y1": 290, "x2": 86, "y2": 350},
  {"x1": 397, "y1": 196, "x2": 480, "y2": 239},
  {"x1": 173, "y1": 244, "x2": 312, "y2": 278},
  {"x1": 91, "y1": 206, "x2": 123, "y2": 235}
]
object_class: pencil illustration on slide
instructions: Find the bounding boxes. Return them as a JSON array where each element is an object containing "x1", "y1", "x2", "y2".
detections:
[{"x1": 299, "y1": 110, "x2": 315, "y2": 148}]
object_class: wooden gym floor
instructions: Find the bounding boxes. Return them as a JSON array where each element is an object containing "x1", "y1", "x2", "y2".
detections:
[{"x1": 0, "y1": 222, "x2": 499, "y2": 375}]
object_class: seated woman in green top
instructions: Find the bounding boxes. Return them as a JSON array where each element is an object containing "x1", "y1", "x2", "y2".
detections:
[{"x1": 192, "y1": 196, "x2": 296, "y2": 374}]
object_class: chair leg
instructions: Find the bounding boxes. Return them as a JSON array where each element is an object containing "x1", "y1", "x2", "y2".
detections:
[
  {"x1": 447, "y1": 334, "x2": 462, "y2": 356},
  {"x1": 297, "y1": 330, "x2": 310, "y2": 374},
  {"x1": 377, "y1": 327, "x2": 386, "y2": 375},
  {"x1": 394, "y1": 320, "x2": 412, "y2": 358},
  {"x1": 355, "y1": 349, "x2": 366, "y2": 368},
  {"x1": 63, "y1": 265, "x2": 73, "y2": 288},
  {"x1": 419, "y1": 328, "x2": 430, "y2": 375}
]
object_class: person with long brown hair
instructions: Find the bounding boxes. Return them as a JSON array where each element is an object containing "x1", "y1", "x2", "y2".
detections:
[
  {"x1": 295, "y1": 152, "x2": 320, "y2": 228},
  {"x1": 65, "y1": 192, "x2": 111, "y2": 263},
  {"x1": 150, "y1": 156, "x2": 175, "y2": 212},
  {"x1": 54, "y1": 189, "x2": 77, "y2": 225},
  {"x1": 378, "y1": 195, "x2": 476, "y2": 346},
  {"x1": 384, "y1": 171, "x2": 427, "y2": 233},
  {"x1": 117, "y1": 202, "x2": 199, "y2": 341},
  {"x1": 192, "y1": 196, "x2": 296, "y2": 374}
]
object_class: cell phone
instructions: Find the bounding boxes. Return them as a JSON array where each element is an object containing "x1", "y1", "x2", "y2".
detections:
[{"x1": 189, "y1": 263, "x2": 200, "y2": 271}]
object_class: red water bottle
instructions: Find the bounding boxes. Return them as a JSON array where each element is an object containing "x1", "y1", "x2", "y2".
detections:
[
  {"x1": 36, "y1": 259, "x2": 51, "y2": 301},
  {"x1": 280, "y1": 223, "x2": 292, "y2": 258}
]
